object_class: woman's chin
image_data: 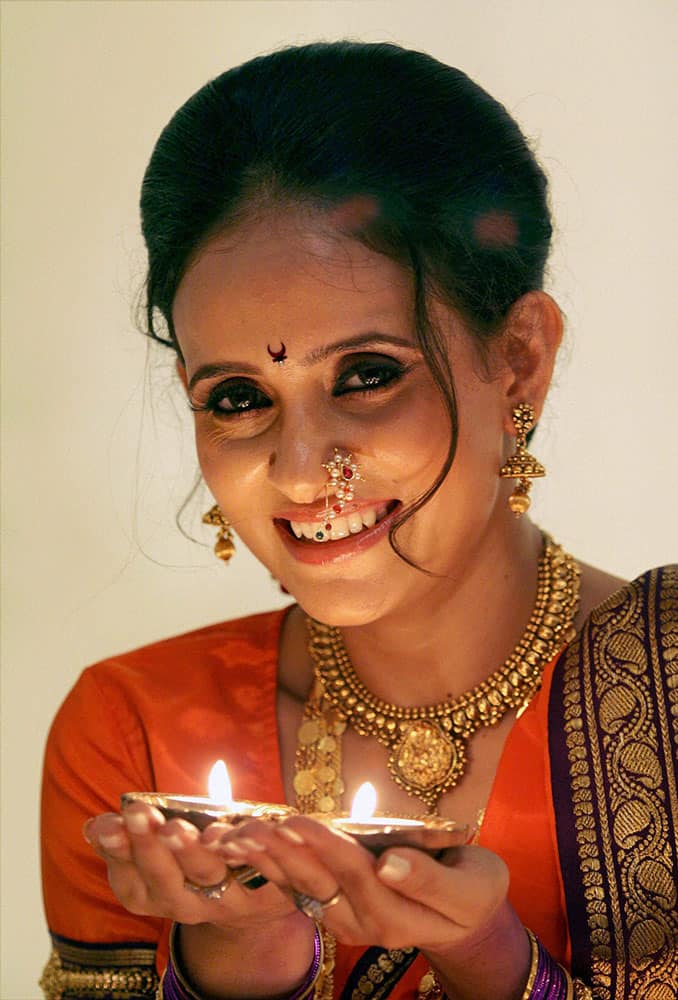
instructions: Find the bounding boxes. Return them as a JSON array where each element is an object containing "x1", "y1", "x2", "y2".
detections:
[{"x1": 283, "y1": 577, "x2": 395, "y2": 628}]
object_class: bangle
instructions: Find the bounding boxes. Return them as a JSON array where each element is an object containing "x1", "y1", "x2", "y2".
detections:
[
  {"x1": 521, "y1": 929, "x2": 575, "y2": 1000},
  {"x1": 160, "y1": 922, "x2": 324, "y2": 1000}
]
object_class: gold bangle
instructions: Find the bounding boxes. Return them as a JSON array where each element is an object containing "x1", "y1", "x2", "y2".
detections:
[{"x1": 521, "y1": 929, "x2": 540, "y2": 1000}]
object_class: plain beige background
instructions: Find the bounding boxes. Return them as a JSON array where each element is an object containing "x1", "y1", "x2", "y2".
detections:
[{"x1": 1, "y1": 1, "x2": 677, "y2": 996}]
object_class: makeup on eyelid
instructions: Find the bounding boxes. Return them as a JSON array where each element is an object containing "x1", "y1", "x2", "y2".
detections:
[{"x1": 189, "y1": 354, "x2": 411, "y2": 418}]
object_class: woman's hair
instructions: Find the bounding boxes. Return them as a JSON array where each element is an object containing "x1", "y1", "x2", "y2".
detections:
[{"x1": 140, "y1": 41, "x2": 552, "y2": 565}]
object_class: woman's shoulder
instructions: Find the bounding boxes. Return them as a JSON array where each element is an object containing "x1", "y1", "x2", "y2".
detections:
[
  {"x1": 561, "y1": 563, "x2": 678, "y2": 689},
  {"x1": 576, "y1": 561, "x2": 677, "y2": 629},
  {"x1": 69, "y1": 606, "x2": 293, "y2": 709},
  {"x1": 575, "y1": 562, "x2": 627, "y2": 628},
  {"x1": 96, "y1": 606, "x2": 288, "y2": 668},
  {"x1": 47, "y1": 606, "x2": 294, "y2": 768}
]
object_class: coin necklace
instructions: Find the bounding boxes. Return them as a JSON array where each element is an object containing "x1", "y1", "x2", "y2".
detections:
[{"x1": 298, "y1": 534, "x2": 579, "y2": 814}]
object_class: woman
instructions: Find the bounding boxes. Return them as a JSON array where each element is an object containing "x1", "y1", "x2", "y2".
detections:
[{"x1": 40, "y1": 41, "x2": 677, "y2": 1000}]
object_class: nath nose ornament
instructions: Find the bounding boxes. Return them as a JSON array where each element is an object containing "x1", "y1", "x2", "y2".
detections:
[
  {"x1": 321, "y1": 450, "x2": 363, "y2": 531},
  {"x1": 311, "y1": 450, "x2": 364, "y2": 543}
]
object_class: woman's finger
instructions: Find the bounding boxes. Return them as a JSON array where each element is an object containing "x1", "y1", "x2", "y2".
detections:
[
  {"x1": 266, "y1": 819, "x2": 481, "y2": 950},
  {"x1": 200, "y1": 821, "x2": 235, "y2": 851},
  {"x1": 267, "y1": 821, "x2": 362, "y2": 906},
  {"x1": 121, "y1": 803, "x2": 192, "y2": 907},
  {"x1": 247, "y1": 819, "x2": 425, "y2": 948},
  {"x1": 376, "y1": 845, "x2": 510, "y2": 928},
  {"x1": 213, "y1": 820, "x2": 291, "y2": 888},
  {"x1": 84, "y1": 814, "x2": 133, "y2": 862},
  {"x1": 159, "y1": 819, "x2": 233, "y2": 887}
]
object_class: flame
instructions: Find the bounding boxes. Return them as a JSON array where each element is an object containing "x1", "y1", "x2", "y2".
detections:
[
  {"x1": 350, "y1": 782, "x2": 377, "y2": 820},
  {"x1": 208, "y1": 760, "x2": 233, "y2": 804}
]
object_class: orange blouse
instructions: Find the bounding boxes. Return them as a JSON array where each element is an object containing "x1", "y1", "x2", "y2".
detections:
[{"x1": 41, "y1": 607, "x2": 570, "y2": 995}]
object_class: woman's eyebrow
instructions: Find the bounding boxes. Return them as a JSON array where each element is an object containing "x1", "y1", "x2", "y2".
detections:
[
  {"x1": 188, "y1": 332, "x2": 416, "y2": 391},
  {"x1": 188, "y1": 360, "x2": 259, "y2": 392},
  {"x1": 303, "y1": 332, "x2": 416, "y2": 363}
]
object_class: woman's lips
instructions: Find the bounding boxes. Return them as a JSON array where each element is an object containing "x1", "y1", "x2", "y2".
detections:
[{"x1": 274, "y1": 500, "x2": 401, "y2": 565}]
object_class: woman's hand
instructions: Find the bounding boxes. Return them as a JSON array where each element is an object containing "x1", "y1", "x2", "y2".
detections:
[
  {"x1": 84, "y1": 804, "x2": 530, "y2": 1000},
  {"x1": 83, "y1": 803, "x2": 317, "y2": 999},
  {"x1": 213, "y1": 815, "x2": 531, "y2": 1000},
  {"x1": 84, "y1": 803, "x2": 297, "y2": 928}
]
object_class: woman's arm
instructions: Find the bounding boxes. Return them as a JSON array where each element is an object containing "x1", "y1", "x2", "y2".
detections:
[
  {"x1": 43, "y1": 663, "x2": 317, "y2": 1000},
  {"x1": 41, "y1": 667, "x2": 164, "y2": 995}
]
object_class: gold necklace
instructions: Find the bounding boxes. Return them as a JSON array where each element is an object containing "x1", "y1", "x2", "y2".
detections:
[{"x1": 304, "y1": 534, "x2": 580, "y2": 812}]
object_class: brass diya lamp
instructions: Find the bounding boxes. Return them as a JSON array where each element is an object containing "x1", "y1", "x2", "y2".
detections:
[
  {"x1": 121, "y1": 760, "x2": 295, "y2": 832},
  {"x1": 313, "y1": 782, "x2": 469, "y2": 856}
]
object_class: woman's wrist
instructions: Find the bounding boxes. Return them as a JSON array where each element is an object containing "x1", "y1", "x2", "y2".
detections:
[
  {"x1": 520, "y1": 930, "x2": 592, "y2": 1000},
  {"x1": 162, "y1": 917, "x2": 322, "y2": 1000},
  {"x1": 423, "y1": 925, "x2": 592, "y2": 1000},
  {"x1": 423, "y1": 900, "x2": 530, "y2": 1000}
]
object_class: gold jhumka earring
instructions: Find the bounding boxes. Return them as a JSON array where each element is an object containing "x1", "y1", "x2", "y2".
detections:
[
  {"x1": 202, "y1": 505, "x2": 235, "y2": 563},
  {"x1": 499, "y1": 402, "x2": 545, "y2": 516}
]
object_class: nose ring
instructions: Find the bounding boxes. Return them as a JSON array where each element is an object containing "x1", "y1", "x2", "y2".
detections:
[{"x1": 322, "y1": 449, "x2": 363, "y2": 519}]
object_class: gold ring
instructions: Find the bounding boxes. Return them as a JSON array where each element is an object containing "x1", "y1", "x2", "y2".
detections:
[
  {"x1": 184, "y1": 868, "x2": 232, "y2": 900},
  {"x1": 319, "y1": 887, "x2": 343, "y2": 911},
  {"x1": 292, "y1": 887, "x2": 343, "y2": 920}
]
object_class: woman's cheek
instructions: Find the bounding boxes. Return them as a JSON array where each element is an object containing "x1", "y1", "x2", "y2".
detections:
[
  {"x1": 373, "y1": 388, "x2": 450, "y2": 480},
  {"x1": 193, "y1": 427, "x2": 242, "y2": 500},
  {"x1": 195, "y1": 427, "x2": 270, "y2": 508}
]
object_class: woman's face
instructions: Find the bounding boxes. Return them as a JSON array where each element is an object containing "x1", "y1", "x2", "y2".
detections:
[{"x1": 173, "y1": 210, "x2": 510, "y2": 626}]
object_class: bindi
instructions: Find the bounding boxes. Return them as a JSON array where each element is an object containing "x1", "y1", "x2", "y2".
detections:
[{"x1": 267, "y1": 342, "x2": 287, "y2": 364}]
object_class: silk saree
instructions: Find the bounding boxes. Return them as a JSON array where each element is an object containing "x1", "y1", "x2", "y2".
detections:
[{"x1": 40, "y1": 567, "x2": 678, "y2": 998}]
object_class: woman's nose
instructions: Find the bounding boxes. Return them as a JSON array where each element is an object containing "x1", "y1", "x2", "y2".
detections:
[
  {"x1": 267, "y1": 408, "x2": 351, "y2": 506},
  {"x1": 267, "y1": 429, "x2": 330, "y2": 505}
]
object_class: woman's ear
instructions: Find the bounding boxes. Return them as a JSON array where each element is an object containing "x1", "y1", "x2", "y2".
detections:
[
  {"x1": 497, "y1": 291, "x2": 563, "y2": 433},
  {"x1": 175, "y1": 356, "x2": 189, "y2": 393}
]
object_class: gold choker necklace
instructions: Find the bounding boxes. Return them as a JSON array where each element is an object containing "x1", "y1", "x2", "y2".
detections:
[{"x1": 304, "y1": 535, "x2": 580, "y2": 811}]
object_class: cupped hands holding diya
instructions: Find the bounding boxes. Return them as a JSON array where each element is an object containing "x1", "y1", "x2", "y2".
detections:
[{"x1": 41, "y1": 41, "x2": 677, "y2": 1000}]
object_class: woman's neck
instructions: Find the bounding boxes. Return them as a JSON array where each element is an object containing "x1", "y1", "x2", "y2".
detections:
[{"x1": 338, "y1": 519, "x2": 544, "y2": 707}]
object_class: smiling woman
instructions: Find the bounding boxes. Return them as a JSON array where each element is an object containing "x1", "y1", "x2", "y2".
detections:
[{"x1": 39, "y1": 40, "x2": 676, "y2": 1000}]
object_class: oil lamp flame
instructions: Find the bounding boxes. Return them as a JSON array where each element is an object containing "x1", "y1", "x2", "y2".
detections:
[
  {"x1": 350, "y1": 781, "x2": 377, "y2": 820},
  {"x1": 208, "y1": 759, "x2": 233, "y2": 804}
]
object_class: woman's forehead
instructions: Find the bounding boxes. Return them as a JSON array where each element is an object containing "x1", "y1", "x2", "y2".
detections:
[
  {"x1": 189, "y1": 205, "x2": 405, "y2": 287},
  {"x1": 173, "y1": 209, "x2": 416, "y2": 355}
]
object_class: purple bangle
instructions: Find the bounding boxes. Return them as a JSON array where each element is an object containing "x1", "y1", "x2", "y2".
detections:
[
  {"x1": 287, "y1": 923, "x2": 323, "y2": 1000},
  {"x1": 162, "y1": 948, "x2": 199, "y2": 1000},
  {"x1": 523, "y1": 931, "x2": 571, "y2": 1000},
  {"x1": 161, "y1": 922, "x2": 324, "y2": 1000}
]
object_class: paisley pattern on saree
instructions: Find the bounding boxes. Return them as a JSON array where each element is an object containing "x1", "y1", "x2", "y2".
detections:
[{"x1": 550, "y1": 566, "x2": 678, "y2": 998}]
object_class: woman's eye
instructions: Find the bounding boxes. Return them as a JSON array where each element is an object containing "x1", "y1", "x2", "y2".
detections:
[
  {"x1": 334, "y1": 357, "x2": 406, "y2": 396},
  {"x1": 197, "y1": 379, "x2": 272, "y2": 416}
]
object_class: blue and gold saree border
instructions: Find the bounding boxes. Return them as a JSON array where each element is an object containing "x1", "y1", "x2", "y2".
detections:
[
  {"x1": 549, "y1": 565, "x2": 678, "y2": 997},
  {"x1": 40, "y1": 933, "x2": 159, "y2": 998}
]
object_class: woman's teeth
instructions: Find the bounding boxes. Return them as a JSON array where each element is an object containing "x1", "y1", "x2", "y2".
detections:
[{"x1": 290, "y1": 505, "x2": 383, "y2": 542}]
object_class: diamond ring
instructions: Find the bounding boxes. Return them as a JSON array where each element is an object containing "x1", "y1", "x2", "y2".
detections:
[
  {"x1": 184, "y1": 868, "x2": 232, "y2": 900},
  {"x1": 292, "y1": 887, "x2": 343, "y2": 920}
]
